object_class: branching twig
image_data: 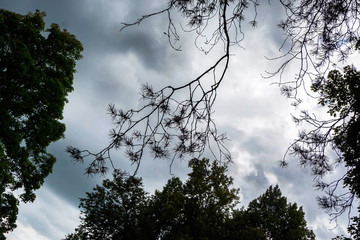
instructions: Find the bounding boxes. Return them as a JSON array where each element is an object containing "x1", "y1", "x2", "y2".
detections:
[{"x1": 68, "y1": 0, "x2": 261, "y2": 175}]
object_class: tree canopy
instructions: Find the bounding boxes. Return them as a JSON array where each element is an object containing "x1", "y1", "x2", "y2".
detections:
[
  {"x1": 0, "y1": 9, "x2": 83, "y2": 237},
  {"x1": 65, "y1": 158, "x2": 314, "y2": 240},
  {"x1": 227, "y1": 185, "x2": 315, "y2": 240}
]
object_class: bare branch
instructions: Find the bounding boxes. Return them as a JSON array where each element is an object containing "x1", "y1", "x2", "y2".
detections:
[
  {"x1": 69, "y1": 0, "x2": 263, "y2": 175},
  {"x1": 281, "y1": 66, "x2": 360, "y2": 223},
  {"x1": 268, "y1": 0, "x2": 360, "y2": 100}
]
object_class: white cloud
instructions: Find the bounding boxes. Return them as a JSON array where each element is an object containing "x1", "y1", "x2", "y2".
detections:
[
  {"x1": 264, "y1": 171, "x2": 278, "y2": 186},
  {"x1": 7, "y1": 222, "x2": 48, "y2": 240},
  {"x1": 7, "y1": 186, "x2": 80, "y2": 240}
]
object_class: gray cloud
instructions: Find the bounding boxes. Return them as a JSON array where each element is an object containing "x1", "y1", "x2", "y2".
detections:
[{"x1": 1, "y1": 1, "x2": 352, "y2": 239}]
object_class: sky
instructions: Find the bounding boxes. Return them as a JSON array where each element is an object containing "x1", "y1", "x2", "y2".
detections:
[{"x1": 0, "y1": 0, "x2": 356, "y2": 239}]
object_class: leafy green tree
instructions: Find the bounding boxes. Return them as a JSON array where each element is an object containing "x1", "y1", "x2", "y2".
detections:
[
  {"x1": 147, "y1": 176, "x2": 185, "y2": 239},
  {"x1": 227, "y1": 185, "x2": 315, "y2": 240},
  {"x1": 0, "y1": 9, "x2": 83, "y2": 237},
  {"x1": 181, "y1": 158, "x2": 239, "y2": 239},
  {"x1": 70, "y1": 172, "x2": 150, "y2": 240},
  {"x1": 66, "y1": 159, "x2": 315, "y2": 240},
  {"x1": 64, "y1": 232, "x2": 83, "y2": 240},
  {"x1": 347, "y1": 210, "x2": 360, "y2": 240},
  {"x1": 149, "y1": 158, "x2": 239, "y2": 240},
  {"x1": 317, "y1": 66, "x2": 360, "y2": 201},
  {"x1": 226, "y1": 208, "x2": 267, "y2": 240},
  {"x1": 67, "y1": 158, "x2": 239, "y2": 240}
]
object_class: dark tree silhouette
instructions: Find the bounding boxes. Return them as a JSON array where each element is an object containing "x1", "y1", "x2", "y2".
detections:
[
  {"x1": 0, "y1": 9, "x2": 83, "y2": 237},
  {"x1": 276, "y1": 0, "x2": 360, "y2": 231},
  {"x1": 64, "y1": 158, "x2": 240, "y2": 240},
  {"x1": 333, "y1": 207, "x2": 360, "y2": 239},
  {"x1": 227, "y1": 185, "x2": 315, "y2": 240},
  {"x1": 65, "y1": 159, "x2": 314, "y2": 240},
  {"x1": 67, "y1": 171, "x2": 149, "y2": 240}
]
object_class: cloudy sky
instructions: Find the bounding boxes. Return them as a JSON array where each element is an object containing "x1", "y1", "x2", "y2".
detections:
[{"x1": 1, "y1": 0, "x2": 356, "y2": 239}]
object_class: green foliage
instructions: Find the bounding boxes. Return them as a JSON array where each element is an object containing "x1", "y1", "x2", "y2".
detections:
[
  {"x1": 67, "y1": 158, "x2": 239, "y2": 240},
  {"x1": 75, "y1": 171, "x2": 149, "y2": 239},
  {"x1": 150, "y1": 158, "x2": 239, "y2": 240},
  {"x1": 66, "y1": 159, "x2": 314, "y2": 240},
  {"x1": 0, "y1": 9, "x2": 83, "y2": 236},
  {"x1": 227, "y1": 186, "x2": 315, "y2": 240},
  {"x1": 290, "y1": 63, "x2": 360, "y2": 235},
  {"x1": 148, "y1": 177, "x2": 185, "y2": 239},
  {"x1": 312, "y1": 66, "x2": 360, "y2": 238},
  {"x1": 227, "y1": 185, "x2": 315, "y2": 240},
  {"x1": 347, "y1": 212, "x2": 360, "y2": 240},
  {"x1": 64, "y1": 232, "x2": 84, "y2": 240},
  {"x1": 317, "y1": 66, "x2": 360, "y2": 199}
]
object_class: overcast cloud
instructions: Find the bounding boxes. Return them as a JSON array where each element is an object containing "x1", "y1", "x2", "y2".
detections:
[{"x1": 0, "y1": 0, "x2": 354, "y2": 239}]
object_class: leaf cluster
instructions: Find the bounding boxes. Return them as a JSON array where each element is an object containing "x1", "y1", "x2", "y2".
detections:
[
  {"x1": 0, "y1": 9, "x2": 83, "y2": 237},
  {"x1": 228, "y1": 185, "x2": 315, "y2": 240},
  {"x1": 65, "y1": 158, "x2": 239, "y2": 240}
]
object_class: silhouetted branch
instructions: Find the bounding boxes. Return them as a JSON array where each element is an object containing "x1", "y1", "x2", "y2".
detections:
[
  {"x1": 281, "y1": 66, "x2": 360, "y2": 223},
  {"x1": 267, "y1": 0, "x2": 360, "y2": 100},
  {"x1": 68, "y1": 0, "x2": 262, "y2": 174}
]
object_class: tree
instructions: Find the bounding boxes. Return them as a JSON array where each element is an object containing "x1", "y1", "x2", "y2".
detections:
[
  {"x1": 347, "y1": 209, "x2": 360, "y2": 240},
  {"x1": 149, "y1": 158, "x2": 239, "y2": 239},
  {"x1": 66, "y1": 158, "x2": 240, "y2": 240},
  {"x1": 65, "y1": 171, "x2": 150, "y2": 240},
  {"x1": 147, "y1": 177, "x2": 185, "y2": 239},
  {"x1": 65, "y1": 158, "x2": 239, "y2": 240},
  {"x1": 227, "y1": 185, "x2": 315, "y2": 240},
  {"x1": 282, "y1": 64, "x2": 360, "y2": 229},
  {"x1": 273, "y1": 0, "x2": 360, "y2": 100},
  {"x1": 0, "y1": 9, "x2": 83, "y2": 237},
  {"x1": 66, "y1": 159, "x2": 314, "y2": 240}
]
